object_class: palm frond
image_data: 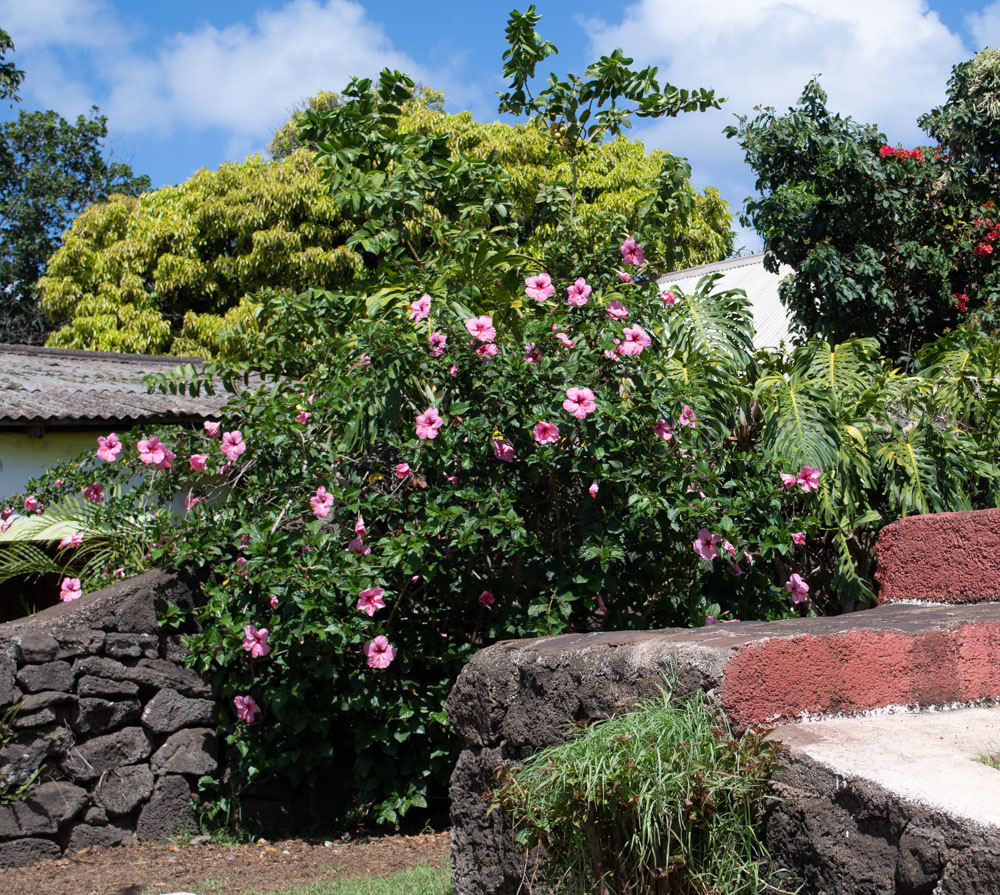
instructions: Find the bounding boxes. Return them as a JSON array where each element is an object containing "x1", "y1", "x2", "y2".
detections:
[
  {"x1": 754, "y1": 372, "x2": 841, "y2": 471},
  {"x1": 796, "y1": 338, "x2": 881, "y2": 399},
  {"x1": 662, "y1": 273, "x2": 755, "y2": 370},
  {"x1": 874, "y1": 421, "x2": 958, "y2": 517}
]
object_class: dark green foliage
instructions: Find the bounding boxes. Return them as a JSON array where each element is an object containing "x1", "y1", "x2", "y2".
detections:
[
  {"x1": 0, "y1": 104, "x2": 149, "y2": 343},
  {"x1": 729, "y1": 51, "x2": 1000, "y2": 361}
]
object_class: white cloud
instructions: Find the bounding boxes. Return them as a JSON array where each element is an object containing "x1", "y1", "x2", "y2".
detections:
[
  {"x1": 106, "y1": 0, "x2": 425, "y2": 137},
  {"x1": 0, "y1": 0, "x2": 127, "y2": 50},
  {"x1": 967, "y1": 1, "x2": 1000, "y2": 49},
  {"x1": 585, "y1": 0, "x2": 970, "y2": 254},
  {"x1": 2, "y1": 0, "x2": 444, "y2": 150}
]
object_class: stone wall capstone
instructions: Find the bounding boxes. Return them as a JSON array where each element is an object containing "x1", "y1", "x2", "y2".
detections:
[{"x1": 0, "y1": 569, "x2": 213, "y2": 866}]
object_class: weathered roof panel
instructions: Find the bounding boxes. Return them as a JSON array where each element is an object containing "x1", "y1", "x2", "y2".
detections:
[
  {"x1": 0, "y1": 344, "x2": 226, "y2": 427},
  {"x1": 657, "y1": 252, "x2": 794, "y2": 349}
]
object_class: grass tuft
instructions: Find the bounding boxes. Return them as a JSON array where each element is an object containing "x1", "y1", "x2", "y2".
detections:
[{"x1": 495, "y1": 686, "x2": 787, "y2": 895}]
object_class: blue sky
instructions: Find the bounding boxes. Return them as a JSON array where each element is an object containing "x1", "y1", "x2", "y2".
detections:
[{"x1": 3, "y1": 0, "x2": 1000, "y2": 252}]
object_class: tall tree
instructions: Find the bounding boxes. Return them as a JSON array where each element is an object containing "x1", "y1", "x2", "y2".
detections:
[
  {"x1": 730, "y1": 49, "x2": 1000, "y2": 361},
  {"x1": 0, "y1": 31, "x2": 148, "y2": 344}
]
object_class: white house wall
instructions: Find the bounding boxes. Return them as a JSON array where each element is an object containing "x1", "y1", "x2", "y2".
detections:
[{"x1": 0, "y1": 431, "x2": 100, "y2": 502}]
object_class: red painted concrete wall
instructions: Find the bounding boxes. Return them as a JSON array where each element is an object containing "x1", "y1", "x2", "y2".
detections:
[{"x1": 876, "y1": 508, "x2": 1000, "y2": 604}]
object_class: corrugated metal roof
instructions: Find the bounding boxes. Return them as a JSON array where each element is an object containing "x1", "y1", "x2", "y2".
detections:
[
  {"x1": 657, "y1": 252, "x2": 794, "y2": 349},
  {"x1": 0, "y1": 344, "x2": 226, "y2": 428}
]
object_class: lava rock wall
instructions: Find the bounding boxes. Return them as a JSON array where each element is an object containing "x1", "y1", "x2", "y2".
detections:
[{"x1": 0, "y1": 570, "x2": 214, "y2": 866}]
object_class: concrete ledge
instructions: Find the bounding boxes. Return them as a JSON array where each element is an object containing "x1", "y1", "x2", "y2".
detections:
[
  {"x1": 767, "y1": 706, "x2": 1000, "y2": 894},
  {"x1": 876, "y1": 508, "x2": 1000, "y2": 604},
  {"x1": 449, "y1": 602, "x2": 1000, "y2": 743}
]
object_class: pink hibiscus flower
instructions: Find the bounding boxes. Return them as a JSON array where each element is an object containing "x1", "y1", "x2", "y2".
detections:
[
  {"x1": 692, "y1": 528, "x2": 721, "y2": 561},
  {"x1": 563, "y1": 386, "x2": 597, "y2": 419},
  {"x1": 493, "y1": 439, "x2": 516, "y2": 462},
  {"x1": 553, "y1": 332, "x2": 575, "y2": 348},
  {"x1": 533, "y1": 421, "x2": 560, "y2": 445},
  {"x1": 60, "y1": 577, "x2": 82, "y2": 602},
  {"x1": 242, "y1": 624, "x2": 271, "y2": 658},
  {"x1": 465, "y1": 315, "x2": 496, "y2": 342},
  {"x1": 478, "y1": 590, "x2": 495, "y2": 607},
  {"x1": 620, "y1": 236, "x2": 645, "y2": 266},
  {"x1": 96, "y1": 433, "x2": 122, "y2": 462},
  {"x1": 785, "y1": 573, "x2": 810, "y2": 603},
  {"x1": 310, "y1": 486, "x2": 334, "y2": 518},
  {"x1": 221, "y1": 431, "x2": 246, "y2": 462},
  {"x1": 620, "y1": 324, "x2": 651, "y2": 356},
  {"x1": 83, "y1": 483, "x2": 104, "y2": 503},
  {"x1": 58, "y1": 532, "x2": 84, "y2": 550},
  {"x1": 607, "y1": 300, "x2": 628, "y2": 320},
  {"x1": 189, "y1": 454, "x2": 208, "y2": 471},
  {"x1": 357, "y1": 586, "x2": 386, "y2": 617},
  {"x1": 407, "y1": 293, "x2": 431, "y2": 321},
  {"x1": 522, "y1": 343, "x2": 542, "y2": 364},
  {"x1": 203, "y1": 421, "x2": 222, "y2": 438},
  {"x1": 779, "y1": 472, "x2": 798, "y2": 489},
  {"x1": 791, "y1": 532, "x2": 806, "y2": 546},
  {"x1": 449, "y1": 364, "x2": 459, "y2": 377},
  {"x1": 588, "y1": 482, "x2": 599, "y2": 497},
  {"x1": 566, "y1": 277, "x2": 591, "y2": 306},
  {"x1": 234, "y1": 694, "x2": 260, "y2": 723},
  {"x1": 476, "y1": 342, "x2": 499, "y2": 360},
  {"x1": 23, "y1": 495, "x2": 37, "y2": 512},
  {"x1": 138, "y1": 436, "x2": 175, "y2": 469},
  {"x1": 348, "y1": 537, "x2": 371, "y2": 555},
  {"x1": 614, "y1": 269, "x2": 634, "y2": 283},
  {"x1": 429, "y1": 331, "x2": 447, "y2": 356},
  {"x1": 654, "y1": 419, "x2": 673, "y2": 441},
  {"x1": 296, "y1": 410, "x2": 312, "y2": 424},
  {"x1": 678, "y1": 405, "x2": 697, "y2": 428},
  {"x1": 184, "y1": 490, "x2": 205, "y2": 512},
  {"x1": 395, "y1": 463, "x2": 413, "y2": 479},
  {"x1": 524, "y1": 272, "x2": 554, "y2": 302},
  {"x1": 661, "y1": 290, "x2": 677, "y2": 306},
  {"x1": 416, "y1": 407, "x2": 444, "y2": 440},
  {"x1": 363, "y1": 635, "x2": 397, "y2": 669},
  {"x1": 354, "y1": 516, "x2": 366, "y2": 536},
  {"x1": 797, "y1": 465, "x2": 821, "y2": 493}
]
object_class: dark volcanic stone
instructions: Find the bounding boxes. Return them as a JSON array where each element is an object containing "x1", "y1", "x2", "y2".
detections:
[
  {"x1": 71, "y1": 697, "x2": 141, "y2": 736},
  {"x1": 72, "y1": 656, "x2": 129, "y2": 681},
  {"x1": 54, "y1": 629, "x2": 105, "y2": 660},
  {"x1": 150, "y1": 728, "x2": 217, "y2": 776},
  {"x1": 24, "y1": 781, "x2": 88, "y2": 826},
  {"x1": 19, "y1": 691, "x2": 74, "y2": 713},
  {"x1": 14, "y1": 633, "x2": 58, "y2": 664},
  {"x1": 0, "y1": 654, "x2": 14, "y2": 707},
  {"x1": 12, "y1": 708, "x2": 55, "y2": 728},
  {"x1": 64, "y1": 823, "x2": 132, "y2": 852},
  {"x1": 60, "y1": 726, "x2": 150, "y2": 782},
  {"x1": 0, "y1": 837, "x2": 60, "y2": 867},
  {"x1": 83, "y1": 805, "x2": 107, "y2": 824},
  {"x1": 0, "y1": 728, "x2": 73, "y2": 788},
  {"x1": 95, "y1": 765, "x2": 154, "y2": 816},
  {"x1": 15, "y1": 661, "x2": 72, "y2": 694},
  {"x1": 76, "y1": 675, "x2": 139, "y2": 699},
  {"x1": 163, "y1": 635, "x2": 187, "y2": 663},
  {"x1": 0, "y1": 797, "x2": 53, "y2": 837},
  {"x1": 940, "y1": 848, "x2": 1000, "y2": 894},
  {"x1": 105, "y1": 633, "x2": 158, "y2": 660},
  {"x1": 141, "y1": 688, "x2": 214, "y2": 734},
  {"x1": 136, "y1": 775, "x2": 195, "y2": 841},
  {"x1": 122, "y1": 659, "x2": 211, "y2": 698}
]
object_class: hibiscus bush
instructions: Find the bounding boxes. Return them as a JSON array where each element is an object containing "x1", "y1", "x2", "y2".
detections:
[{"x1": 6, "y1": 240, "x2": 997, "y2": 824}]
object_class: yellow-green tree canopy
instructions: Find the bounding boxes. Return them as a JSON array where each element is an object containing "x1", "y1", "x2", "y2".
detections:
[{"x1": 39, "y1": 96, "x2": 731, "y2": 357}]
